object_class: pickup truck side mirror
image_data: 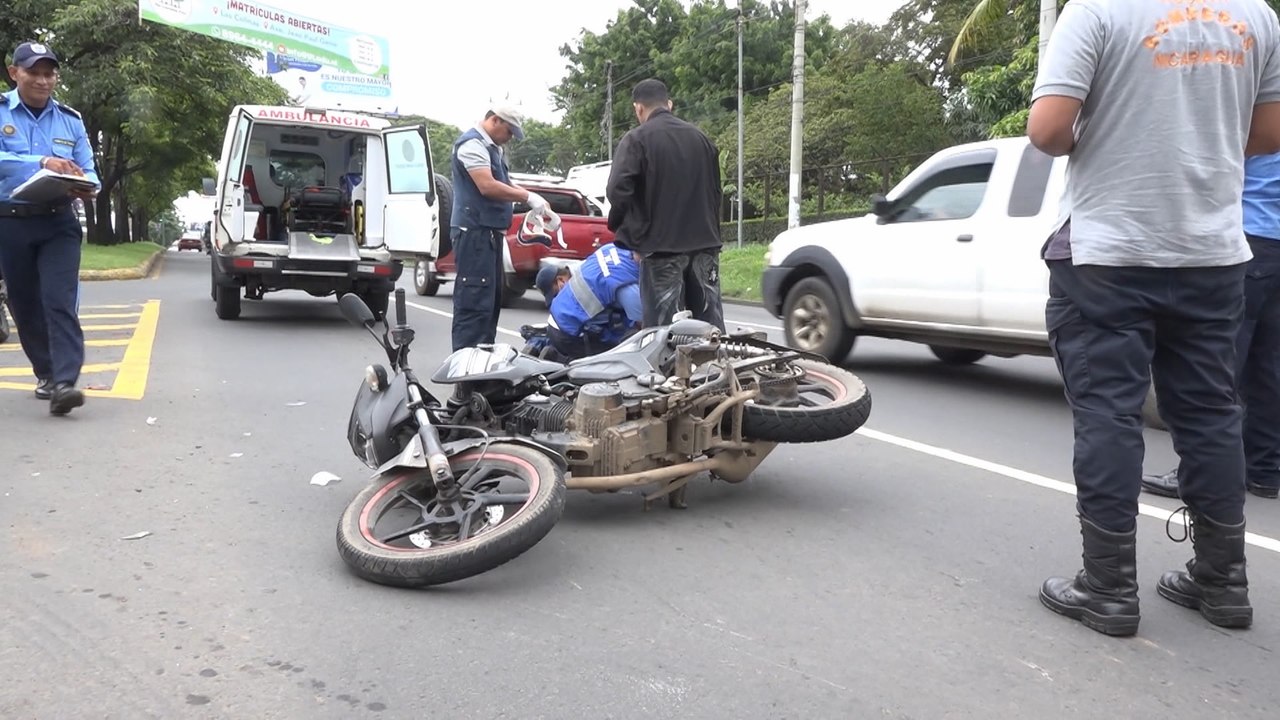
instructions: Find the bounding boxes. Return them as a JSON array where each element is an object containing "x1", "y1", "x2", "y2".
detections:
[
  {"x1": 871, "y1": 194, "x2": 894, "y2": 217},
  {"x1": 202, "y1": 177, "x2": 216, "y2": 196}
]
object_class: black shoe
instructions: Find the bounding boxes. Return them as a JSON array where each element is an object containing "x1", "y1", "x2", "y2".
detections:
[
  {"x1": 1246, "y1": 483, "x2": 1279, "y2": 499},
  {"x1": 49, "y1": 383, "x2": 85, "y2": 416},
  {"x1": 1141, "y1": 469, "x2": 1180, "y2": 498},
  {"x1": 1157, "y1": 508, "x2": 1252, "y2": 629},
  {"x1": 33, "y1": 378, "x2": 52, "y2": 400},
  {"x1": 1040, "y1": 516, "x2": 1141, "y2": 636}
]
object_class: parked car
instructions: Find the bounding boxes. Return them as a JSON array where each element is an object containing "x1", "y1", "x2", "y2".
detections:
[
  {"x1": 413, "y1": 177, "x2": 614, "y2": 306},
  {"x1": 761, "y1": 136, "x2": 1166, "y2": 429}
]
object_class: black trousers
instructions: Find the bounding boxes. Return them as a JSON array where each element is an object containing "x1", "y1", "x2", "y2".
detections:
[
  {"x1": 1047, "y1": 259, "x2": 1247, "y2": 532},
  {"x1": 450, "y1": 227, "x2": 504, "y2": 351},
  {"x1": 0, "y1": 210, "x2": 85, "y2": 385},
  {"x1": 1239, "y1": 237, "x2": 1280, "y2": 492},
  {"x1": 638, "y1": 247, "x2": 725, "y2": 330}
]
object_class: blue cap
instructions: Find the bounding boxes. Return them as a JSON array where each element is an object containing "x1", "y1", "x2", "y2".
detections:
[
  {"x1": 12, "y1": 42, "x2": 58, "y2": 69},
  {"x1": 535, "y1": 265, "x2": 566, "y2": 307}
]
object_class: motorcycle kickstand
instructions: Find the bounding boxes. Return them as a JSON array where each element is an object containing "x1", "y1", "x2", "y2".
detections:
[{"x1": 642, "y1": 475, "x2": 692, "y2": 511}]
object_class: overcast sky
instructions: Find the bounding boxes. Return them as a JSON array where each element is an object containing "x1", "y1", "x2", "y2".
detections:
[{"x1": 276, "y1": 0, "x2": 906, "y2": 129}]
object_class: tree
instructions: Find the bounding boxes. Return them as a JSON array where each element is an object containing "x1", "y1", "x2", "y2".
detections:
[
  {"x1": 507, "y1": 119, "x2": 576, "y2": 176},
  {"x1": 3, "y1": 0, "x2": 287, "y2": 244}
]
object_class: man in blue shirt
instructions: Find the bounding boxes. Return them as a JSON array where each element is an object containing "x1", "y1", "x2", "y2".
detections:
[
  {"x1": 533, "y1": 243, "x2": 643, "y2": 359},
  {"x1": 0, "y1": 41, "x2": 99, "y2": 415},
  {"x1": 1143, "y1": 152, "x2": 1280, "y2": 501}
]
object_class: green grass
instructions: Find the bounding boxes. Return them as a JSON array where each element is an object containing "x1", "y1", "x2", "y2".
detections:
[
  {"x1": 720, "y1": 243, "x2": 769, "y2": 301},
  {"x1": 80, "y1": 242, "x2": 162, "y2": 271}
]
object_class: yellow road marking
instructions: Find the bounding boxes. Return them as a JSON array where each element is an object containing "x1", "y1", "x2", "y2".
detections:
[
  {"x1": 0, "y1": 381, "x2": 118, "y2": 399},
  {"x1": 80, "y1": 312, "x2": 142, "y2": 320},
  {"x1": 0, "y1": 299, "x2": 160, "y2": 400},
  {"x1": 108, "y1": 299, "x2": 159, "y2": 400},
  {"x1": 0, "y1": 362, "x2": 119, "y2": 377}
]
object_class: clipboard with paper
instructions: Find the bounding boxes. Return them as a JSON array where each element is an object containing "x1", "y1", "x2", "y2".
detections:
[{"x1": 10, "y1": 169, "x2": 98, "y2": 204}]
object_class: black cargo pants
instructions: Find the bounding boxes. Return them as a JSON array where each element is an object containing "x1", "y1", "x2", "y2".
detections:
[
  {"x1": 1239, "y1": 237, "x2": 1280, "y2": 493},
  {"x1": 638, "y1": 247, "x2": 725, "y2": 330},
  {"x1": 450, "y1": 226, "x2": 505, "y2": 351},
  {"x1": 1046, "y1": 258, "x2": 1248, "y2": 532}
]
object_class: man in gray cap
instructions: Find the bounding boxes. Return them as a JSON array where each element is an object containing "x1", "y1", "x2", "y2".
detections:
[{"x1": 448, "y1": 105, "x2": 547, "y2": 352}]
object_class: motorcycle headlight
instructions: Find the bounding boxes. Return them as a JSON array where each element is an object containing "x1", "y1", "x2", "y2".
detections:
[{"x1": 365, "y1": 364, "x2": 389, "y2": 392}]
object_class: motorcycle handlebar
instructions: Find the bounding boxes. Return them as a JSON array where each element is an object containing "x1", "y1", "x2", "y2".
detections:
[{"x1": 395, "y1": 288, "x2": 407, "y2": 327}]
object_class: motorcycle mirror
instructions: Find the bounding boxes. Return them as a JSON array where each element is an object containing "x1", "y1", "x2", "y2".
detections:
[{"x1": 339, "y1": 293, "x2": 377, "y2": 328}]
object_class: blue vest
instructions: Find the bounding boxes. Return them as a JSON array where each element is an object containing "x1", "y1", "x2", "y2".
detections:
[
  {"x1": 550, "y1": 243, "x2": 640, "y2": 340},
  {"x1": 450, "y1": 127, "x2": 513, "y2": 230}
]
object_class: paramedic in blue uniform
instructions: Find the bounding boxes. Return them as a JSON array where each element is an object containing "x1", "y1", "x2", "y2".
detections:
[
  {"x1": 0, "y1": 41, "x2": 98, "y2": 415},
  {"x1": 449, "y1": 105, "x2": 547, "y2": 351},
  {"x1": 534, "y1": 242, "x2": 643, "y2": 359}
]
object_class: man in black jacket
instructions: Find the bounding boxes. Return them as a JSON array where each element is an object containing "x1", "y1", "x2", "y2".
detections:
[{"x1": 606, "y1": 78, "x2": 724, "y2": 330}]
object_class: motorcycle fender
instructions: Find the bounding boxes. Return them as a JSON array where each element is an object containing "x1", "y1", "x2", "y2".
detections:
[
  {"x1": 441, "y1": 436, "x2": 568, "y2": 472},
  {"x1": 370, "y1": 434, "x2": 427, "y2": 478}
]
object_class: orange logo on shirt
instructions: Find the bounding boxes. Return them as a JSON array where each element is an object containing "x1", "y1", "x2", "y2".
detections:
[{"x1": 1144, "y1": 0, "x2": 1257, "y2": 68}]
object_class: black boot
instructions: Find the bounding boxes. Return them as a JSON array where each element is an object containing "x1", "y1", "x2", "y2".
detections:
[
  {"x1": 1157, "y1": 510, "x2": 1252, "y2": 629},
  {"x1": 1040, "y1": 516, "x2": 1141, "y2": 636}
]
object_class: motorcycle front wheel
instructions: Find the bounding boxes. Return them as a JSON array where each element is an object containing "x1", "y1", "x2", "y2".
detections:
[{"x1": 337, "y1": 442, "x2": 566, "y2": 588}]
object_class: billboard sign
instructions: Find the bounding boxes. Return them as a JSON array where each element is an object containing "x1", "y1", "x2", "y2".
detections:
[{"x1": 138, "y1": 0, "x2": 393, "y2": 111}]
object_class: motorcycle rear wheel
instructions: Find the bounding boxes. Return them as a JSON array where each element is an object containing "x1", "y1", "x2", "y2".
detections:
[
  {"x1": 742, "y1": 359, "x2": 872, "y2": 443},
  {"x1": 337, "y1": 442, "x2": 566, "y2": 588}
]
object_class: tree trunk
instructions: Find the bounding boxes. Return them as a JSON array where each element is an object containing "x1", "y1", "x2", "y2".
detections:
[
  {"x1": 93, "y1": 191, "x2": 114, "y2": 245},
  {"x1": 114, "y1": 184, "x2": 131, "y2": 245}
]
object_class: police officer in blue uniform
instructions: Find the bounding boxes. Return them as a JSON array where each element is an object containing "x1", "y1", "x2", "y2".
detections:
[
  {"x1": 449, "y1": 105, "x2": 546, "y2": 351},
  {"x1": 0, "y1": 42, "x2": 99, "y2": 415},
  {"x1": 535, "y1": 242, "x2": 643, "y2": 360}
]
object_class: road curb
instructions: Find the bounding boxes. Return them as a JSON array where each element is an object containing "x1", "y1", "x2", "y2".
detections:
[
  {"x1": 723, "y1": 295, "x2": 763, "y2": 308},
  {"x1": 80, "y1": 249, "x2": 163, "y2": 282}
]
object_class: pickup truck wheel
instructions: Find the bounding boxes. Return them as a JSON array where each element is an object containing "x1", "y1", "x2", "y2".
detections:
[
  {"x1": 414, "y1": 260, "x2": 440, "y2": 296},
  {"x1": 929, "y1": 346, "x2": 987, "y2": 365},
  {"x1": 359, "y1": 289, "x2": 390, "y2": 320},
  {"x1": 214, "y1": 282, "x2": 241, "y2": 320},
  {"x1": 501, "y1": 274, "x2": 528, "y2": 308},
  {"x1": 783, "y1": 277, "x2": 855, "y2": 363}
]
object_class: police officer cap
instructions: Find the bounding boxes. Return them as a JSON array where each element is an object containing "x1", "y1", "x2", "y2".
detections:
[
  {"x1": 535, "y1": 264, "x2": 566, "y2": 307},
  {"x1": 12, "y1": 41, "x2": 59, "y2": 69}
]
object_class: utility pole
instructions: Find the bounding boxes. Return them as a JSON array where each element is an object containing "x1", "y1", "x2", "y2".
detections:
[
  {"x1": 736, "y1": 0, "x2": 744, "y2": 247},
  {"x1": 605, "y1": 60, "x2": 614, "y2": 160},
  {"x1": 1038, "y1": 0, "x2": 1058, "y2": 63},
  {"x1": 787, "y1": 0, "x2": 806, "y2": 230}
]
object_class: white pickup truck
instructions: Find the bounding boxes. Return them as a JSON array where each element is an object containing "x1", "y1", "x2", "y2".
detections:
[{"x1": 761, "y1": 136, "x2": 1166, "y2": 427}]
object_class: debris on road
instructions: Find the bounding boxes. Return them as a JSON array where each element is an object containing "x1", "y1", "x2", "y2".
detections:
[
  {"x1": 310, "y1": 472, "x2": 341, "y2": 487},
  {"x1": 286, "y1": 401, "x2": 307, "y2": 407},
  {"x1": 230, "y1": 452, "x2": 244, "y2": 459},
  {"x1": 120, "y1": 531, "x2": 152, "y2": 541},
  {"x1": 146, "y1": 417, "x2": 157, "y2": 426}
]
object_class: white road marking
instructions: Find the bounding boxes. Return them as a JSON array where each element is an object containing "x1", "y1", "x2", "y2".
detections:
[
  {"x1": 405, "y1": 299, "x2": 1280, "y2": 555},
  {"x1": 858, "y1": 428, "x2": 1280, "y2": 554}
]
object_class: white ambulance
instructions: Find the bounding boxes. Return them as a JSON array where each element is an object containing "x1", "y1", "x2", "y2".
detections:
[{"x1": 204, "y1": 105, "x2": 444, "y2": 319}]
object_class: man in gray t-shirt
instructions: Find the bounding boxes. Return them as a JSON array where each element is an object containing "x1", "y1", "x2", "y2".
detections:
[{"x1": 1028, "y1": 0, "x2": 1280, "y2": 637}]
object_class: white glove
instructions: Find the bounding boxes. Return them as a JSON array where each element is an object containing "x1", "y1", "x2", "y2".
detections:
[{"x1": 525, "y1": 192, "x2": 548, "y2": 212}]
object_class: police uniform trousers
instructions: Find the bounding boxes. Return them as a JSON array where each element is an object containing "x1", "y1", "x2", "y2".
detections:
[
  {"x1": 1046, "y1": 257, "x2": 1248, "y2": 532},
  {"x1": 0, "y1": 204, "x2": 85, "y2": 385},
  {"x1": 450, "y1": 226, "x2": 505, "y2": 351}
]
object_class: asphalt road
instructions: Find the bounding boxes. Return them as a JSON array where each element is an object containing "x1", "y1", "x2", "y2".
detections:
[{"x1": 2, "y1": 248, "x2": 1279, "y2": 719}]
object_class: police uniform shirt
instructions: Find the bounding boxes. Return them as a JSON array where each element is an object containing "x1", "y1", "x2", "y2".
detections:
[{"x1": 0, "y1": 90, "x2": 99, "y2": 202}]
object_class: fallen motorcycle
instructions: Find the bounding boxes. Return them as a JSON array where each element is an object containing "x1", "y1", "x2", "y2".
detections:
[
  {"x1": 336, "y1": 289, "x2": 568, "y2": 589},
  {"x1": 434, "y1": 311, "x2": 872, "y2": 509},
  {"x1": 337, "y1": 290, "x2": 871, "y2": 589}
]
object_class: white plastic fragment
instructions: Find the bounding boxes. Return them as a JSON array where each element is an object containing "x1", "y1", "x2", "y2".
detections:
[{"x1": 310, "y1": 472, "x2": 341, "y2": 487}]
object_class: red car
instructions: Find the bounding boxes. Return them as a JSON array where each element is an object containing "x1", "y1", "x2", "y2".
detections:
[
  {"x1": 414, "y1": 179, "x2": 614, "y2": 306},
  {"x1": 176, "y1": 234, "x2": 204, "y2": 251}
]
